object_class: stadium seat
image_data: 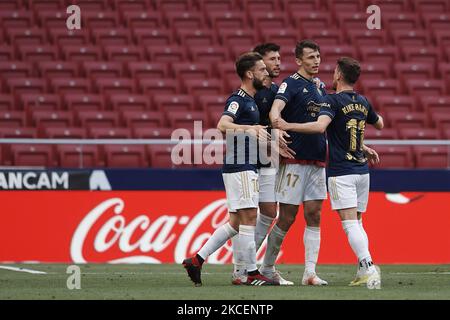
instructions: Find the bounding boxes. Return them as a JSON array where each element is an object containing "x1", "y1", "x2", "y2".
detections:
[
  {"x1": 122, "y1": 110, "x2": 166, "y2": 128},
  {"x1": 320, "y1": 46, "x2": 358, "y2": 64},
  {"x1": 167, "y1": 111, "x2": 208, "y2": 131},
  {"x1": 218, "y1": 29, "x2": 257, "y2": 47},
  {"x1": 382, "y1": 13, "x2": 421, "y2": 30},
  {"x1": 438, "y1": 63, "x2": 450, "y2": 88},
  {"x1": 113, "y1": 0, "x2": 152, "y2": 12},
  {"x1": 93, "y1": 28, "x2": 132, "y2": 46},
  {"x1": 176, "y1": 29, "x2": 217, "y2": 46},
  {"x1": 122, "y1": 11, "x2": 162, "y2": 29},
  {"x1": 411, "y1": 0, "x2": 448, "y2": 12},
  {"x1": 360, "y1": 79, "x2": 401, "y2": 97},
  {"x1": 303, "y1": 29, "x2": 343, "y2": 46},
  {"x1": 0, "y1": 0, "x2": 22, "y2": 10},
  {"x1": 45, "y1": 127, "x2": 87, "y2": 139},
  {"x1": 391, "y1": 30, "x2": 431, "y2": 47},
  {"x1": 21, "y1": 94, "x2": 61, "y2": 113},
  {"x1": 104, "y1": 45, "x2": 144, "y2": 62},
  {"x1": 206, "y1": 108, "x2": 225, "y2": 128},
  {"x1": 185, "y1": 79, "x2": 223, "y2": 96},
  {"x1": 365, "y1": 127, "x2": 398, "y2": 139},
  {"x1": 189, "y1": 46, "x2": 229, "y2": 63},
  {"x1": 83, "y1": 61, "x2": 123, "y2": 80},
  {"x1": 292, "y1": 12, "x2": 332, "y2": 33},
  {"x1": 95, "y1": 78, "x2": 136, "y2": 95},
  {"x1": 0, "y1": 10, "x2": 34, "y2": 28},
  {"x1": 243, "y1": 0, "x2": 280, "y2": 13},
  {"x1": 57, "y1": 145, "x2": 102, "y2": 168},
  {"x1": 360, "y1": 62, "x2": 391, "y2": 79},
  {"x1": 430, "y1": 112, "x2": 450, "y2": 133},
  {"x1": 0, "y1": 127, "x2": 37, "y2": 138},
  {"x1": 249, "y1": 12, "x2": 288, "y2": 30},
  {"x1": 405, "y1": 79, "x2": 446, "y2": 98},
  {"x1": 394, "y1": 62, "x2": 435, "y2": 85},
  {"x1": 398, "y1": 128, "x2": 440, "y2": 140},
  {"x1": 132, "y1": 127, "x2": 174, "y2": 139},
  {"x1": 401, "y1": 47, "x2": 441, "y2": 67},
  {"x1": 172, "y1": 63, "x2": 212, "y2": 81},
  {"x1": 77, "y1": 111, "x2": 120, "y2": 129},
  {"x1": 385, "y1": 111, "x2": 429, "y2": 129},
  {"x1": 0, "y1": 46, "x2": 15, "y2": 61},
  {"x1": 64, "y1": 94, "x2": 105, "y2": 112},
  {"x1": 148, "y1": 145, "x2": 195, "y2": 169},
  {"x1": 153, "y1": 95, "x2": 195, "y2": 112},
  {"x1": 11, "y1": 144, "x2": 56, "y2": 167},
  {"x1": 133, "y1": 28, "x2": 173, "y2": 46},
  {"x1": 104, "y1": 145, "x2": 148, "y2": 168},
  {"x1": 146, "y1": 45, "x2": 187, "y2": 63},
  {"x1": 18, "y1": 44, "x2": 59, "y2": 62},
  {"x1": 70, "y1": 0, "x2": 109, "y2": 11},
  {"x1": 8, "y1": 27, "x2": 46, "y2": 45},
  {"x1": 228, "y1": 44, "x2": 256, "y2": 60},
  {"x1": 89, "y1": 127, "x2": 132, "y2": 139},
  {"x1": 32, "y1": 110, "x2": 75, "y2": 132},
  {"x1": 347, "y1": 29, "x2": 387, "y2": 47},
  {"x1": 110, "y1": 94, "x2": 152, "y2": 112},
  {"x1": 139, "y1": 78, "x2": 180, "y2": 95},
  {"x1": 48, "y1": 28, "x2": 88, "y2": 47},
  {"x1": 375, "y1": 96, "x2": 416, "y2": 113},
  {"x1": 199, "y1": 0, "x2": 234, "y2": 16},
  {"x1": 38, "y1": 61, "x2": 78, "y2": 79},
  {"x1": 421, "y1": 96, "x2": 450, "y2": 116},
  {"x1": 7, "y1": 78, "x2": 47, "y2": 96},
  {"x1": 422, "y1": 13, "x2": 450, "y2": 31},
  {"x1": 0, "y1": 111, "x2": 26, "y2": 127},
  {"x1": 127, "y1": 62, "x2": 169, "y2": 79},
  {"x1": 0, "y1": 61, "x2": 33, "y2": 78},
  {"x1": 165, "y1": 12, "x2": 205, "y2": 30},
  {"x1": 154, "y1": 0, "x2": 194, "y2": 11},
  {"x1": 62, "y1": 45, "x2": 103, "y2": 61},
  {"x1": 372, "y1": 146, "x2": 414, "y2": 169},
  {"x1": 414, "y1": 146, "x2": 449, "y2": 169},
  {"x1": 208, "y1": 11, "x2": 246, "y2": 30},
  {"x1": 83, "y1": 11, "x2": 119, "y2": 29},
  {"x1": 0, "y1": 95, "x2": 15, "y2": 110},
  {"x1": 262, "y1": 28, "x2": 299, "y2": 48},
  {"x1": 50, "y1": 78, "x2": 92, "y2": 95},
  {"x1": 281, "y1": 0, "x2": 321, "y2": 11},
  {"x1": 359, "y1": 46, "x2": 400, "y2": 64},
  {"x1": 27, "y1": 0, "x2": 65, "y2": 11},
  {"x1": 199, "y1": 95, "x2": 228, "y2": 112},
  {"x1": 39, "y1": 11, "x2": 75, "y2": 29},
  {"x1": 369, "y1": 0, "x2": 408, "y2": 12},
  {"x1": 326, "y1": 0, "x2": 363, "y2": 13}
]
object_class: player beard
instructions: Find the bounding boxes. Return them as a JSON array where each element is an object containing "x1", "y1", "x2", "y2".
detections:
[{"x1": 253, "y1": 77, "x2": 265, "y2": 91}]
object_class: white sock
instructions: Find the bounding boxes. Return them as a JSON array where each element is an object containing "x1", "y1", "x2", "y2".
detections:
[
  {"x1": 231, "y1": 234, "x2": 245, "y2": 273},
  {"x1": 304, "y1": 226, "x2": 321, "y2": 274},
  {"x1": 198, "y1": 223, "x2": 237, "y2": 261},
  {"x1": 255, "y1": 213, "x2": 275, "y2": 251},
  {"x1": 262, "y1": 224, "x2": 286, "y2": 269},
  {"x1": 358, "y1": 219, "x2": 369, "y2": 249},
  {"x1": 239, "y1": 225, "x2": 257, "y2": 272},
  {"x1": 341, "y1": 220, "x2": 375, "y2": 273}
]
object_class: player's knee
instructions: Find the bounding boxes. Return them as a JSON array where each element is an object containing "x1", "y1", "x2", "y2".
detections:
[{"x1": 305, "y1": 210, "x2": 321, "y2": 226}]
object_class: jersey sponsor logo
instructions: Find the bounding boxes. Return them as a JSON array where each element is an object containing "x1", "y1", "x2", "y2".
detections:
[
  {"x1": 227, "y1": 101, "x2": 239, "y2": 114},
  {"x1": 277, "y1": 82, "x2": 287, "y2": 94}
]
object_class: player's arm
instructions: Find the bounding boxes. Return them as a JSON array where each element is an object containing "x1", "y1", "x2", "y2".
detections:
[
  {"x1": 372, "y1": 114, "x2": 384, "y2": 130},
  {"x1": 268, "y1": 98, "x2": 286, "y2": 124},
  {"x1": 362, "y1": 145, "x2": 380, "y2": 165},
  {"x1": 273, "y1": 115, "x2": 332, "y2": 134},
  {"x1": 217, "y1": 115, "x2": 269, "y2": 139}
]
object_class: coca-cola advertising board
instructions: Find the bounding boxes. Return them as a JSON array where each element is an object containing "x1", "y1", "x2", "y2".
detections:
[{"x1": 0, "y1": 191, "x2": 449, "y2": 264}]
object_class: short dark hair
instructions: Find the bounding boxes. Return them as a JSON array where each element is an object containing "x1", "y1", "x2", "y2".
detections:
[
  {"x1": 253, "y1": 43, "x2": 281, "y2": 56},
  {"x1": 337, "y1": 57, "x2": 361, "y2": 85},
  {"x1": 235, "y1": 52, "x2": 264, "y2": 79},
  {"x1": 295, "y1": 40, "x2": 320, "y2": 59}
]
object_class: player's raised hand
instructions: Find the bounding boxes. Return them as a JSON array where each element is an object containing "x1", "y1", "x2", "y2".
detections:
[
  {"x1": 252, "y1": 125, "x2": 271, "y2": 142},
  {"x1": 363, "y1": 145, "x2": 380, "y2": 165},
  {"x1": 272, "y1": 117, "x2": 290, "y2": 131}
]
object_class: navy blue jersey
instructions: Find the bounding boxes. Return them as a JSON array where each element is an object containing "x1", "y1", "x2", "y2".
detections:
[
  {"x1": 222, "y1": 88, "x2": 260, "y2": 173},
  {"x1": 275, "y1": 73, "x2": 327, "y2": 162},
  {"x1": 319, "y1": 91, "x2": 379, "y2": 177},
  {"x1": 254, "y1": 82, "x2": 278, "y2": 126}
]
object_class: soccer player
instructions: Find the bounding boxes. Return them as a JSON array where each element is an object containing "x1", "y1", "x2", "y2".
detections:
[
  {"x1": 230, "y1": 43, "x2": 295, "y2": 286},
  {"x1": 267, "y1": 40, "x2": 329, "y2": 286},
  {"x1": 182, "y1": 52, "x2": 279, "y2": 286},
  {"x1": 273, "y1": 57, "x2": 383, "y2": 289}
]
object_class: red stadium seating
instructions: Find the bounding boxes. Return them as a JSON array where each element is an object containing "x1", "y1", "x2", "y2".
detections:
[
  {"x1": 292, "y1": 12, "x2": 332, "y2": 33},
  {"x1": 110, "y1": 94, "x2": 152, "y2": 111},
  {"x1": 0, "y1": 61, "x2": 33, "y2": 78},
  {"x1": 405, "y1": 79, "x2": 446, "y2": 98},
  {"x1": 165, "y1": 12, "x2": 205, "y2": 30},
  {"x1": 0, "y1": 46, "x2": 15, "y2": 61},
  {"x1": 208, "y1": 11, "x2": 246, "y2": 30},
  {"x1": 189, "y1": 46, "x2": 229, "y2": 63},
  {"x1": 249, "y1": 12, "x2": 288, "y2": 30},
  {"x1": 167, "y1": 111, "x2": 208, "y2": 131},
  {"x1": 365, "y1": 127, "x2": 398, "y2": 139},
  {"x1": 83, "y1": 11, "x2": 119, "y2": 29},
  {"x1": 146, "y1": 45, "x2": 187, "y2": 63},
  {"x1": 64, "y1": 94, "x2": 105, "y2": 112},
  {"x1": 382, "y1": 13, "x2": 421, "y2": 30},
  {"x1": 303, "y1": 29, "x2": 343, "y2": 46},
  {"x1": 45, "y1": 127, "x2": 87, "y2": 139},
  {"x1": 391, "y1": 30, "x2": 431, "y2": 47},
  {"x1": 8, "y1": 27, "x2": 46, "y2": 45},
  {"x1": 172, "y1": 63, "x2": 212, "y2": 81},
  {"x1": 199, "y1": 95, "x2": 228, "y2": 112},
  {"x1": 104, "y1": 145, "x2": 148, "y2": 167},
  {"x1": 398, "y1": 128, "x2": 440, "y2": 140},
  {"x1": 385, "y1": 111, "x2": 429, "y2": 129},
  {"x1": 414, "y1": 146, "x2": 449, "y2": 168},
  {"x1": 218, "y1": 29, "x2": 257, "y2": 47},
  {"x1": 83, "y1": 61, "x2": 123, "y2": 80},
  {"x1": 18, "y1": 45, "x2": 59, "y2": 62},
  {"x1": 242, "y1": 0, "x2": 280, "y2": 13},
  {"x1": 113, "y1": 0, "x2": 152, "y2": 12},
  {"x1": 0, "y1": 127, "x2": 37, "y2": 138},
  {"x1": 347, "y1": 29, "x2": 387, "y2": 47},
  {"x1": 57, "y1": 145, "x2": 102, "y2": 168},
  {"x1": 263, "y1": 28, "x2": 299, "y2": 48},
  {"x1": 7, "y1": 78, "x2": 47, "y2": 96},
  {"x1": 11, "y1": 145, "x2": 55, "y2": 167},
  {"x1": 422, "y1": 13, "x2": 450, "y2": 31},
  {"x1": 133, "y1": 28, "x2": 173, "y2": 46},
  {"x1": 127, "y1": 62, "x2": 169, "y2": 79},
  {"x1": 50, "y1": 78, "x2": 92, "y2": 95},
  {"x1": 95, "y1": 78, "x2": 136, "y2": 95},
  {"x1": 401, "y1": 47, "x2": 441, "y2": 67},
  {"x1": 375, "y1": 96, "x2": 416, "y2": 113},
  {"x1": 32, "y1": 110, "x2": 74, "y2": 132},
  {"x1": 93, "y1": 28, "x2": 132, "y2": 46},
  {"x1": 360, "y1": 79, "x2": 401, "y2": 97},
  {"x1": 359, "y1": 46, "x2": 400, "y2": 64},
  {"x1": 77, "y1": 111, "x2": 120, "y2": 129},
  {"x1": 62, "y1": 45, "x2": 103, "y2": 61},
  {"x1": 176, "y1": 29, "x2": 217, "y2": 46},
  {"x1": 0, "y1": 95, "x2": 15, "y2": 110},
  {"x1": 21, "y1": 94, "x2": 61, "y2": 113},
  {"x1": 38, "y1": 61, "x2": 78, "y2": 78},
  {"x1": 412, "y1": 0, "x2": 449, "y2": 12},
  {"x1": 0, "y1": 111, "x2": 26, "y2": 127},
  {"x1": 0, "y1": 10, "x2": 34, "y2": 28},
  {"x1": 122, "y1": 110, "x2": 166, "y2": 128},
  {"x1": 360, "y1": 62, "x2": 391, "y2": 79},
  {"x1": 132, "y1": 127, "x2": 174, "y2": 139},
  {"x1": 139, "y1": 78, "x2": 180, "y2": 95},
  {"x1": 104, "y1": 45, "x2": 144, "y2": 62},
  {"x1": 184, "y1": 79, "x2": 223, "y2": 96},
  {"x1": 89, "y1": 127, "x2": 132, "y2": 139},
  {"x1": 153, "y1": 95, "x2": 195, "y2": 112},
  {"x1": 122, "y1": 11, "x2": 162, "y2": 29},
  {"x1": 372, "y1": 146, "x2": 414, "y2": 169},
  {"x1": 71, "y1": 0, "x2": 108, "y2": 11},
  {"x1": 40, "y1": 12, "x2": 76, "y2": 29},
  {"x1": 154, "y1": 0, "x2": 194, "y2": 11},
  {"x1": 320, "y1": 46, "x2": 358, "y2": 64},
  {"x1": 421, "y1": 96, "x2": 450, "y2": 116},
  {"x1": 148, "y1": 145, "x2": 195, "y2": 169}
]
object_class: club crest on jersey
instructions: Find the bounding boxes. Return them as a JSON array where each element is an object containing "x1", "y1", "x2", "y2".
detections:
[
  {"x1": 303, "y1": 88, "x2": 309, "y2": 93},
  {"x1": 277, "y1": 82, "x2": 287, "y2": 94},
  {"x1": 227, "y1": 101, "x2": 239, "y2": 114}
]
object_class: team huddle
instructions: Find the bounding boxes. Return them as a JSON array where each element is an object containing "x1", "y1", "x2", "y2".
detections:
[{"x1": 183, "y1": 40, "x2": 384, "y2": 289}]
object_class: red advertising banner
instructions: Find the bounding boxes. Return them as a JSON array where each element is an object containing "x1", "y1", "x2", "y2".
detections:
[{"x1": 0, "y1": 191, "x2": 449, "y2": 264}]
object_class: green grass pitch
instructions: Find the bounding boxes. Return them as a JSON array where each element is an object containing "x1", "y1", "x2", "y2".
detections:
[{"x1": 0, "y1": 264, "x2": 449, "y2": 300}]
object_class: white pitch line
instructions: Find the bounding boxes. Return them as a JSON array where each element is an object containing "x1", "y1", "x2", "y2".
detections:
[
  {"x1": 390, "y1": 272, "x2": 450, "y2": 275},
  {"x1": 0, "y1": 266, "x2": 47, "y2": 274}
]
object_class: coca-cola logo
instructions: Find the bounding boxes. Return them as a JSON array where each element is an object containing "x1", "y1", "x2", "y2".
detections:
[{"x1": 70, "y1": 198, "x2": 278, "y2": 264}]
